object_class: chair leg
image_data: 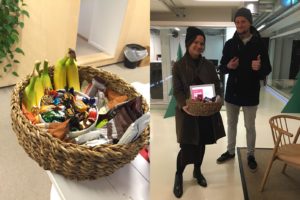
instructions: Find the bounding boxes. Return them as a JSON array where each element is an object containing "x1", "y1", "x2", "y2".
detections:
[
  {"x1": 282, "y1": 163, "x2": 287, "y2": 173},
  {"x1": 260, "y1": 158, "x2": 275, "y2": 192}
]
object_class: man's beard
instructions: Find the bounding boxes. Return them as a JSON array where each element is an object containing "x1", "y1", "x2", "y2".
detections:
[{"x1": 237, "y1": 30, "x2": 248, "y2": 36}]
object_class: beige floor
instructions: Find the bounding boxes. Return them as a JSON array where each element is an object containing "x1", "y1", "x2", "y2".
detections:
[
  {"x1": 150, "y1": 88, "x2": 294, "y2": 200},
  {"x1": 0, "y1": 63, "x2": 148, "y2": 200},
  {"x1": 76, "y1": 35, "x2": 101, "y2": 57}
]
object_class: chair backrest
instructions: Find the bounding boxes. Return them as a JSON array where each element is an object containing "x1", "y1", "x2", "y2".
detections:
[{"x1": 269, "y1": 115, "x2": 300, "y2": 149}]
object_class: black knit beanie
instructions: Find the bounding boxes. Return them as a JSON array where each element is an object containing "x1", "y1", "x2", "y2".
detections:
[
  {"x1": 185, "y1": 27, "x2": 206, "y2": 48},
  {"x1": 234, "y1": 7, "x2": 253, "y2": 24}
]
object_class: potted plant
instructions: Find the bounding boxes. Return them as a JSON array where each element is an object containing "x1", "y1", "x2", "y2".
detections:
[{"x1": 0, "y1": 0, "x2": 29, "y2": 78}]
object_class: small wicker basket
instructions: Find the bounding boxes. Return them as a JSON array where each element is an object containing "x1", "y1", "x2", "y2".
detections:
[
  {"x1": 10, "y1": 66, "x2": 149, "y2": 180},
  {"x1": 186, "y1": 99, "x2": 222, "y2": 116}
]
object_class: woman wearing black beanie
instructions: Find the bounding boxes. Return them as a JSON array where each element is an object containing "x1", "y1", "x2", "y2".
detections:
[{"x1": 172, "y1": 26, "x2": 225, "y2": 198}]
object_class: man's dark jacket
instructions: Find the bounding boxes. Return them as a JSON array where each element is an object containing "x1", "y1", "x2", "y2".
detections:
[{"x1": 219, "y1": 26, "x2": 272, "y2": 106}]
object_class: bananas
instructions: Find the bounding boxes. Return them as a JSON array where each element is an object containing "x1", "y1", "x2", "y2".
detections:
[
  {"x1": 34, "y1": 61, "x2": 45, "y2": 108},
  {"x1": 66, "y1": 49, "x2": 80, "y2": 91},
  {"x1": 54, "y1": 55, "x2": 68, "y2": 90},
  {"x1": 23, "y1": 63, "x2": 39, "y2": 112},
  {"x1": 41, "y1": 59, "x2": 53, "y2": 90},
  {"x1": 23, "y1": 49, "x2": 80, "y2": 112},
  {"x1": 54, "y1": 49, "x2": 80, "y2": 91}
]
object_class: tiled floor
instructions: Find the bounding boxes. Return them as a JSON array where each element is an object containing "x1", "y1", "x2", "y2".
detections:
[{"x1": 150, "y1": 88, "x2": 295, "y2": 200}]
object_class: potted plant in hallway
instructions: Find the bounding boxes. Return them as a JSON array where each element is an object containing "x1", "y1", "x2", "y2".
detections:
[{"x1": 0, "y1": 0, "x2": 29, "y2": 80}]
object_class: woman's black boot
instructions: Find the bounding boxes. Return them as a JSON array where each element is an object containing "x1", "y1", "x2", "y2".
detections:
[
  {"x1": 173, "y1": 173, "x2": 183, "y2": 198},
  {"x1": 193, "y1": 169, "x2": 207, "y2": 187}
]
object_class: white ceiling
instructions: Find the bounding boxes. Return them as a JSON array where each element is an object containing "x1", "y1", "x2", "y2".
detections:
[{"x1": 151, "y1": 0, "x2": 247, "y2": 13}]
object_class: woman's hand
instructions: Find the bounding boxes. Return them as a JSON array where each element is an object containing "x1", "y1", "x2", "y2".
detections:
[
  {"x1": 182, "y1": 105, "x2": 198, "y2": 116},
  {"x1": 215, "y1": 95, "x2": 222, "y2": 103}
]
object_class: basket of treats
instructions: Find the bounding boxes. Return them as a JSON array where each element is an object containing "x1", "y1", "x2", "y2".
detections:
[
  {"x1": 10, "y1": 49, "x2": 150, "y2": 180},
  {"x1": 186, "y1": 84, "x2": 222, "y2": 116}
]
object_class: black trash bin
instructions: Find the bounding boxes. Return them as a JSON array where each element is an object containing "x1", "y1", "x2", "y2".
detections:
[{"x1": 124, "y1": 44, "x2": 148, "y2": 69}]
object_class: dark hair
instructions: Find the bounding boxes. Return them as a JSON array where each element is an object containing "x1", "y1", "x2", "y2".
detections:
[{"x1": 185, "y1": 27, "x2": 206, "y2": 48}]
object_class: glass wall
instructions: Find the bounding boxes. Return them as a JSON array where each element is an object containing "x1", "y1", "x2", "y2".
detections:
[{"x1": 267, "y1": 30, "x2": 300, "y2": 98}]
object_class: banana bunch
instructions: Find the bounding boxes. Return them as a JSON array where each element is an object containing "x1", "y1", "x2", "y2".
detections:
[
  {"x1": 54, "y1": 48, "x2": 80, "y2": 91},
  {"x1": 23, "y1": 63, "x2": 39, "y2": 112},
  {"x1": 41, "y1": 59, "x2": 53, "y2": 90},
  {"x1": 66, "y1": 49, "x2": 80, "y2": 91},
  {"x1": 34, "y1": 61, "x2": 45, "y2": 108},
  {"x1": 53, "y1": 55, "x2": 69, "y2": 90}
]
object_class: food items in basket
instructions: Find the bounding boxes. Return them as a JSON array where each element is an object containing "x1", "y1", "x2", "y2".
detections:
[
  {"x1": 106, "y1": 88, "x2": 128, "y2": 109},
  {"x1": 37, "y1": 119, "x2": 70, "y2": 140},
  {"x1": 39, "y1": 88, "x2": 98, "y2": 134},
  {"x1": 85, "y1": 77, "x2": 107, "y2": 97},
  {"x1": 186, "y1": 96, "x2": 222, "y2": 116},
  {"x1": 190, "y1": 84, "x2": 215, "y2": 100}
]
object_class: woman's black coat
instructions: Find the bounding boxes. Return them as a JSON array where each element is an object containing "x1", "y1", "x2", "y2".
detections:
[{"x1": 172, "y1": 53, "x2": 225, "y2": 145}]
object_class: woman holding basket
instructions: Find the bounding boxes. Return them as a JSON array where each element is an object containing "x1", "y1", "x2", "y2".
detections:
[{"x1": 172, "y1": 26, "x2": 225, "y2": 198}]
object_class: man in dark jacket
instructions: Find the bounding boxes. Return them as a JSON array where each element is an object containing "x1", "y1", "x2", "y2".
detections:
[{"x1": 216, "y1": 7, "x2": 272, "y2": 172}]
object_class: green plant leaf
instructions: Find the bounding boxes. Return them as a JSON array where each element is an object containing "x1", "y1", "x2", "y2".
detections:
[
  {"x1": 21, "y1": 10, "x2": 29, "y2": 18},
  {"x1": 0, "y1": 0, "x2": 28, "y2": 78},
  {"x1": 11, "y1": 33, "x2": 19, "y2": 42},
  {"x1": 0, "y1": 50, "x2": 5, "y2": 58},
  {"x1": 19, "y1": 21, "x2": 24, "y2": 28},
  {"x1": 4, "y1": 24, "x2": 12, "y2": 33},
  {"x1": 15, "y1": 47, "x2": 24, "y2": 55},
  {"x1": 12, "y1": 71, "x2": 19, "y2": 77},
  {"x1": 11, "y1": 30, "x2": 19, "y2": 35}
]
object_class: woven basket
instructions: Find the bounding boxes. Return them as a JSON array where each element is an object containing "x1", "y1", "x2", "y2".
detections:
[
  {"x1": 186, "y1": 99, "x2": 222, "y2": 116},
  {"x1": 10, "y1": 66, "x2": 149, "y2": 180}
]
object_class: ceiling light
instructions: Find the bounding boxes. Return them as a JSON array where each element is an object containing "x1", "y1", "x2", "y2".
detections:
[
  {"x1": 246, "y1": 3, "x2": 255, "y2": 12},
  {"x1": 257, "y1": 24, "x2": 266, "y2": 31}
]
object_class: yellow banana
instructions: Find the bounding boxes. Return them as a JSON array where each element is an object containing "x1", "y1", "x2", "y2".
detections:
[
  {"x1": 66, "y1": 49, "x2": 80, "y2": 91},
  {"x1": 23, "y1": 62, "x2": 39, "y2": 111},
  {"x1": 54, "y1": 55, "x2": 69, "y2": 90},
  {"x1": 33, "y1": 61, "x2": 44, "y2": 107},
  {"x1": 41, "y1": 59, "x2": 53, "y2": 90}
]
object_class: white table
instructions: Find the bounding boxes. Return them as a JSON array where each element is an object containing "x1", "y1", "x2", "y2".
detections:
[{"x1": 48, "y1": 154, "x2": 149, "y2": 200}]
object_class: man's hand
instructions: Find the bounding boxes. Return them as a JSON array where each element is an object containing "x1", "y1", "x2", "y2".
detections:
[
  {"x1": 252, "y1": 55, "x2": 261, "y2": 71},
  {"x1": 227, "y1": 57, "x2": 239, "y2": 69},
  {"x1": 182, "y1": 105, "x2": 198, "y2": 116}
]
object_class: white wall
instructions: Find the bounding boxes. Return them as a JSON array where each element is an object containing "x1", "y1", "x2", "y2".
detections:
[
  {"x1": 89, "y1": 0, "x2": 128, "y2": 55},
  {"x1": 77, "y1": 0, "x2": 94, "y2": 39},
  {"x1": 225, "y1": 27, "x2": 236, "y2": 41},
  {"x1": 168, "y1": 29, "x2": 224, "y2": 66},
  {"x1": 151, "y1": 7, "x2": 233, "y2": 22},
  {"x1": 203, "y1": 35, "x2": 224, "y2": 63},
  {"x1": 150, "y1": 31, "x2": 162, "y2": 62}
]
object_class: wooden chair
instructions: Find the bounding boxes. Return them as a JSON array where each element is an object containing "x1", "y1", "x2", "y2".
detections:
[{"x1": 260, "y1": 114, "x2": 300, "y2": 191}]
